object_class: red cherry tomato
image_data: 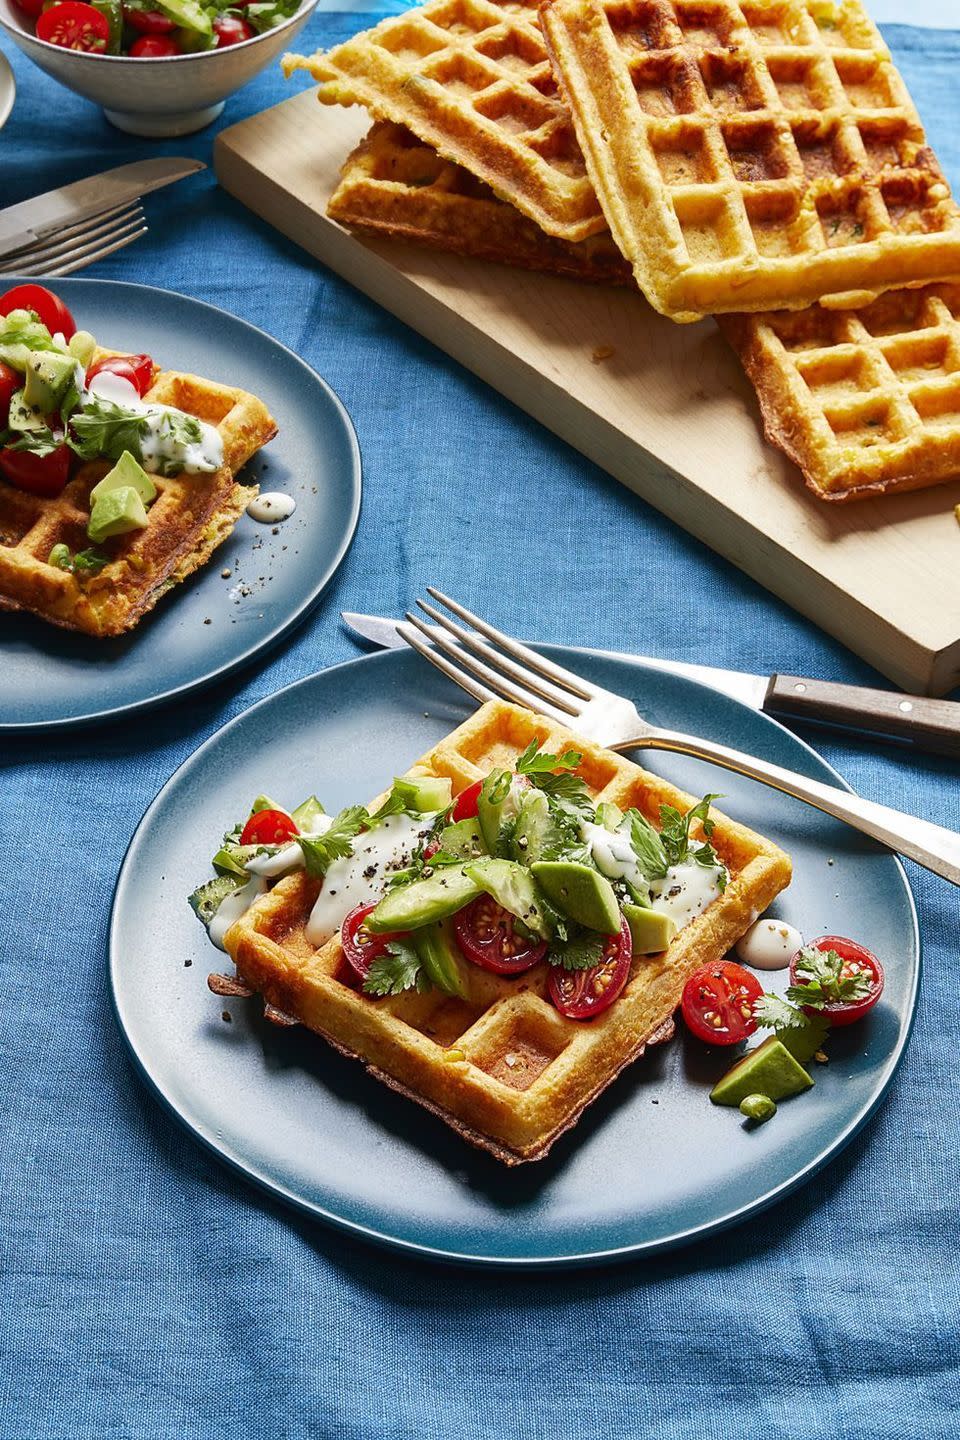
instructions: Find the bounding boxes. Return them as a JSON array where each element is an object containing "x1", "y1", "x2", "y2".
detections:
[
  {"x1": 0, "y1": 363, "x2": 19, "y2": 428},
  {"x1": 547, "y1": 914, "x2": 632, "y2": 1020},
  {"x1": 451, "y1": 779, "x2": 483, "y2": 822},
  {"x1": 86, "y1": 353, "x2": 154, "y2": 398},
  {"x1": 790, "y1": 935, "x2": 884, "y2": 1027},
  {"x1": 36, "y1": 2, "x2": 110, "y2": 52},
  {"x1": 681, "y1": 959, "x2": 763, "y2": 1046},
  {"x1": 239, "y1": 809, "x2": 299, "y2": 847},
  {"x1": 422, "y1": 839, "x2": 440, "y2": 861},
  {"x1": 340, "y1": 902, "x2": 402, "y2": 983},
  {"x1": 0, "y1": 444, "x2": 72, "y2": 497},
  {"x1": 213, "y1": 13, "x2": 254, "y2": 45},
  {"x1": 0, "y1": 284, "x2": 76, "y2": 341},
  {"x1": 129, "y1": 34, "x2": 180, "y2": 54},
  {"x1": 123, "y1": 5, "x2": 175, "y2": 32},
  {"x1": 454, "y1": 895, "x2": 548, "y2": 975},
  {"x1": 13, "y1": 0, "x2": 45, "y2": 17}
]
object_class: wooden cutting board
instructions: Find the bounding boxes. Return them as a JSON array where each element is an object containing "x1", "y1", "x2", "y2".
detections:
[{"x1": 215, "y1": 91, "x2": 960, "y2": 697}]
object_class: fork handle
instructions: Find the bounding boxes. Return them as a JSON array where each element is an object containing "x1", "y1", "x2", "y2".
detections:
[{"x1": 621, "y1": 727, "x2": 960, "y2": 886}]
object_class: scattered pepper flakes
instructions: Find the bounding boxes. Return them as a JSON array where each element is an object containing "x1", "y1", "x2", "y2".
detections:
[
  {"x1": 184, "y1": 958, "x2": 192, "y2": 968},
  {"x1": 591, "y1": 345, "x2": 615, "y2": 363},
  {"x1": 203, "y1": 617, "x2": 212, "y2": 625},
  {"x1": 221, "y1": 1010, "x2": 232, "y2": 1024}
]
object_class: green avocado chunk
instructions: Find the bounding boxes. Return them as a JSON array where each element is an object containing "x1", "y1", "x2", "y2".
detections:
[
  {"x1": 411, "y1": 919, "x2": 470, "y2": 999},
  {"x1": 623, "y1": 902, "x2": 677, "y2": 955},
  {"x1": 530, "y1": 860, "x2": 620, "y2": 935},
  {"x1": 90, "y1": 449, "x2": 156, "y2": 507},
  {"x1": 367, "y1": 866, "x2": 481, "y2": 933},
  {"x1": 7, "y1": 388, "x2": 46, "y2": 433},
  {"x1": 87, "y1": 485, "x2": 149, "y2": 543},
  {"x1": 23, "y1": 349, "x2": 76, "y2": 413},
  {"x1": 464, "y1": 857, "x2": 551, "y2": 940},
  {"x1": 291, "y1": 795, "x2": 325, "y2": 831},
  {"x1": 710, "y1": 1036, "x2": 814, "y2": 1107}
]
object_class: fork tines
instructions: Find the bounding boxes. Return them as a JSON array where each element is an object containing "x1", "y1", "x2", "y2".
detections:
[{"x1": 0, "y1": 201, "x2": 148, "y2": 277}]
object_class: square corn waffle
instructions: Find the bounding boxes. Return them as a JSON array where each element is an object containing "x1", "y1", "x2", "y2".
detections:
[
  {"x1": 719, "y1": 282, "x2": 960, "y2": 500},
  {"x1": 539, "y1": 0, "x2": 960, "y2": 320},
  {"x1": 329, "y1": 120, "x2": 633, "y2": 283},
  {"x1": 0, "y1": 357, "x2": 276, "y2": 637},
  {"x1": 216, "y1": 700, "x2": 792, "y2": 1165},
  {"x1": 283, "y1": 0, "x2": 607, "y2": 242}
]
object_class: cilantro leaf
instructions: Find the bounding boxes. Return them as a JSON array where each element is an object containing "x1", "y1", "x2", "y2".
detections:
[
  {"x1": 659, "y1": 794, "x2": 722, "y2": 868},
  {"x1": 624, "y1": 807, "x2": 668, "y2": 881},
  {"x1": 752, "y1": 992, "x2": 830, "y2": 1063},
  {"x1": 547, "y1": 934, "x2": 605, "y2": 971},
  {"x1": 0, "y1": 424, "x2": 63, "y2": 458},
  {"x1": 752, "y1": 993, "x2": 808, "y2": 1031},
  {"x1": 69, "y1": 397, "x2": 149, "y2": 464},
  {"x1": 297, "y1": 805, "x2": 369, "y2": 878},
  {"x1": 362, "y1": 940, "x2": 428, "y2": 996},
  {"x1": 787, "y1": 946, "x2": 872, "y2": 1008},
  {"x1": 515, "y1": 738, "x2": 583, "y2": 777}
]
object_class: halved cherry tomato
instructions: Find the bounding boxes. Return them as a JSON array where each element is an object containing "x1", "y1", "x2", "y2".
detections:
[
  {"x1": 14, "y1": 0, "x2": 45, "y2": 15},
  {"x1": 0, "y1": 445, "x2": 72, "y2": 497},
  {"x1": 341, "y1": 902, "x2": 402, "y2": 983},
  {"x1": 239, "y1": 808, "x2": 299, "y2": 847},
  {"x1": 681, "y1": 959, "x2": 763, "y2": 1045},
  {"x1": 213, "y1": 13, "x2": 254, "y2": 44},
  {"x1": 422, "y1": 839, "x2": 440, "y2": 861},
  {"x1": 454, "y1": 895, "x2": 548, "y2": 975},
  {"x1": 451, "y1": 779, "x2": 483, "y2": 822},
  {"x1": 547, "y1": 914, "x2": 632, "y2": 1020},
  {"x1": 123, "y1": 5, "x2": 175, "y2": 32},
  {"x1": 129, "y1": 33, "x2": 180, "y2": 54},
  {"x1": 790, "y1": 935, "x2": 884, "y2": 1028},
  {"x1": 86, "y1": 353, "x2": 154, "y2": 398},
  {"x1": 36, "y1": 2, "x2": 110, "y2": 52},
  {"x1": 0, "y1": 284, "x2": 76, "y2": 341},
  {"x1": 0, "y1": 363, "x2": 19, "y2": 428}
]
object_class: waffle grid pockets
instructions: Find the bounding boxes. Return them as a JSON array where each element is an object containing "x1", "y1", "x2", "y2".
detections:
[
  {"x1": 0, "y1": 355, "x2": 276, "y2": 636},
  {"x1": 284, "y1": 0, "x2": 607, "y2": 241},
  {"x1": 328, "y1": 120, "x2": 633, "y2": 282},
  {"x1": 720, "y1": 282, "x2": 960, "y2": 499},
  {"x1": 220, "y1": 699, "x2": 792, "y2": 1164},
  {"x1": 539, "y1": 0, "x2": 960, "y2": 320}
]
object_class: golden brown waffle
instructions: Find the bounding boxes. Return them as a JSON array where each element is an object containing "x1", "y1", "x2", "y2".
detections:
[
  {"x1": 540, "y1": 0, "x2": 960, "y2": 320},
  {"x1": 283, "y1": 0, "x2": 607, "y2": 242},
  {"x1": 329, "y1": 120, "x2": 633, "y2": 282},
  {"x1": 719, "y1": 283, "x2": 960, "y2": 500},
  {"x1": 0, "y1": 356, "x2": 276, "y2": 637},
  {"x1": 216, "y1": 700, "x2": 792, "y2": 1165}
]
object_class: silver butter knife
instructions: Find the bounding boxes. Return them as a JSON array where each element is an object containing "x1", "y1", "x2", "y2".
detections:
[
  {"x1": 0, "y1": 158, "x2": 206, "y2": 257},
  {"x1": 342, "y1": 611, "x2": 960, "y2": 758}
]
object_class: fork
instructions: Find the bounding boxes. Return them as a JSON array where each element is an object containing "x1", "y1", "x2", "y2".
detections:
[
  {"x1": 398, "y1": 589, "x2": 960, "y2": 887},
  {"x1": 0, "y1": 201, "x2": 147, "y2": 278}
]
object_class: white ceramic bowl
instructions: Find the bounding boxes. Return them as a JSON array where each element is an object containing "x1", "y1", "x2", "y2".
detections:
[{"x1": 0, "y1": 0, "x2": 317, "y2": 136}]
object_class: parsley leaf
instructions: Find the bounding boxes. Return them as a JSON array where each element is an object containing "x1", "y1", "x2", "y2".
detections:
[
  {"x1": 297, "y1": 805, "x2": 369, "y2": 878},
  {"x1": 787, "y1": 946, "x2": 872, "y2": 1008},
  {"x1": 515, "y1": 738, "x2": 582, "y2": 777},
  {"x1": 69, "y1": 398, "x2": 149, "y2": 463},
  {"x1": 547, "y1": 934, "x2": 605, "y2": 971},
  {"x1": 362, "y1": 940, "x2": 428, "y2": 996}
]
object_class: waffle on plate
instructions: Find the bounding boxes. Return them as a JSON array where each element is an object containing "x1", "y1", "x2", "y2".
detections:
[
  {"x1": 329, "y1": 119, "x2": 633, "y2": 283},
  {"x1": 0, "y1": 354, "x2": 276, "y2": 637},
  {"x1": 539, "y1": 0, "x2": 960, "y2": 320},
  {"x1": 212, "y1": 700, "x2": 791, "y2": 1165}
]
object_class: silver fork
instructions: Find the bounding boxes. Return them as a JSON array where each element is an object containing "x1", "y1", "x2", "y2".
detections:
[
  {"x1": 398, "y1": 589, "x2": 960, "y2": 887},
  {"x1": 0, "y1": 202, "x2": 147, "y2": 278}
]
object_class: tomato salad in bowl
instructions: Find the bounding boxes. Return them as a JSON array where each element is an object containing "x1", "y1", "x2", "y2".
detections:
[{"x1": 9, "y1": 0, "x2": 299, "y2": 56}]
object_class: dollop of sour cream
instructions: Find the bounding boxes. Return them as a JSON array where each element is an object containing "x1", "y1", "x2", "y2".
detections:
[
  {"x1": 246, "y1": 492, "x2": 296, "y2": 523},
  {"x1": 735, "y1": 918, "x2": 804, "y2": 971},
  {"x1": 305, "y1": 812, "x2": 436, "y2": 947},
  {"x1": 85, "y1": 370, "x2": 223, "y2": 475}
]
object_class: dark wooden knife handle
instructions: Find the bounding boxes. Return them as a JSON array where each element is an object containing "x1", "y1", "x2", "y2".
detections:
[{"x1": 765, "y1": 675, "x2": 960, "y2": 757}]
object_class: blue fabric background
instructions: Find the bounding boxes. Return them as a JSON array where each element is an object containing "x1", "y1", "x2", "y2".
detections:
[{"x1": 1, "y1": 11, "x2": 959, "y2": 1438}]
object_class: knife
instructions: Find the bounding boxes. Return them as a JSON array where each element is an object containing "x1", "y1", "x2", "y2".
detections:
[
  {"x1": 0, "y1": 158, "x2": 206, "y2": 258},
  {"x1": 341, "y1": 611, "x2": 960, "y2": 758}
]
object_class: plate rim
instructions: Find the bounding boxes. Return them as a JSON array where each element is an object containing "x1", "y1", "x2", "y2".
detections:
[
  {"x1": 0, "y1": 276, "x2": 362, "y2": 733},
  {"x1": 109, "y1": 647, "x2": 922, "y2": 1269},
  {"x1": 0, "y1": 48, "x2": 14, "y2": 131}
]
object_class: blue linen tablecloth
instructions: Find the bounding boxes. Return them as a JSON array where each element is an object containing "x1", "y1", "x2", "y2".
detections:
[{"x1": 1, "y1": 8, "x2": 959, "y2": 1438}]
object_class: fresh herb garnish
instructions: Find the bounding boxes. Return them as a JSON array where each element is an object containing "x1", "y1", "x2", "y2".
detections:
[
  {"x1": 624, "y1": 808, "x2": 669, "y2": 881},
  {"x1": 0, "y1": 424, "x2": 63, "y2": 458},
  {"x1": 515, "y1": 738, "x2": 582, "y2": 777},
  {"x1": 547, "y1": 934, "x2": 605, "y2": 971},
  {"x1": 753, "y1": 992, "x2": 830, "y2": 1059},
  {"x1": 297, "y1": 805, "x2": 369, "y2": 877},
  {"x1": 362, "y1": 939, "x2": 429, "y2": 996},
  {"x1": 69, "y1": 397, "x2": 149, "y2": 464},
  {"x1": 48, "y1": 544, "x2": 109, "y2": 575},
  {"x1": 659, "y1": 794, "x2": 724, "y2": 876},
  {"x1": 787, "y1": 946, "x2": 872, "y2": 1008}
]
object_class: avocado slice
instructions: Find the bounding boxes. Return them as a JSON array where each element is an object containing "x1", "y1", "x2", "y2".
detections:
[
  {"x1": 367, "y1": 866, "x2": 481, "y2": 933},
  {"x1": 7, "y1": 388, "x2": 46, "y2": 433},
  {"x1": 23, "y1": 349, "x2": 77, "y2": 413},
  {"x1": 530, "y1": 860, "x2": 620, "y2": 935},
  {"x1": 411, "y1": 919, "x2": 470, "y2": 999},
  {"x1": 623, "y1": 902, "x2": 677, "y2": 955},
  {"x1": 511, "y1": 789, "x2": 551, "y2": 864},
  {"x1": 89, "y1": 449, "x2": 156, "y2": 507},
  {"x1": 464, "y1": 857, "x2": 551, "y2": 940},
  {"x1": 437, "y1": 817, "x2": 487, "y2": 861},
  {"x1": 87, "y1": 486, "x2": 149, "y2": 543},
  {"x1": 291, "y1": 795, "x2": 325, "y2": 832},
  {"x1": 710, "y1": 1036, "x2": 814, "y2": 1107}
]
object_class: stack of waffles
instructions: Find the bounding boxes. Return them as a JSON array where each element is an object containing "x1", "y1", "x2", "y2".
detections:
[{"x1": 285, "y1": 0, "x2": 960, "y2": 502}]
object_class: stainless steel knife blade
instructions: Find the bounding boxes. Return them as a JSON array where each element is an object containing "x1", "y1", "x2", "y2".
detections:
[{"x1": 0, "y1": 158, "x2": 206, "y2": 258}]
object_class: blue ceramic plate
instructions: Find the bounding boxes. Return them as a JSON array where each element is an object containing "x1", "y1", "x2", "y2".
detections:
[
  {"x1": 0, "y1": 279, "x2": 360, "y2": 730},
  {"x1": 110, "y1": 648, "x2": 920, "y2": 1267}
]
